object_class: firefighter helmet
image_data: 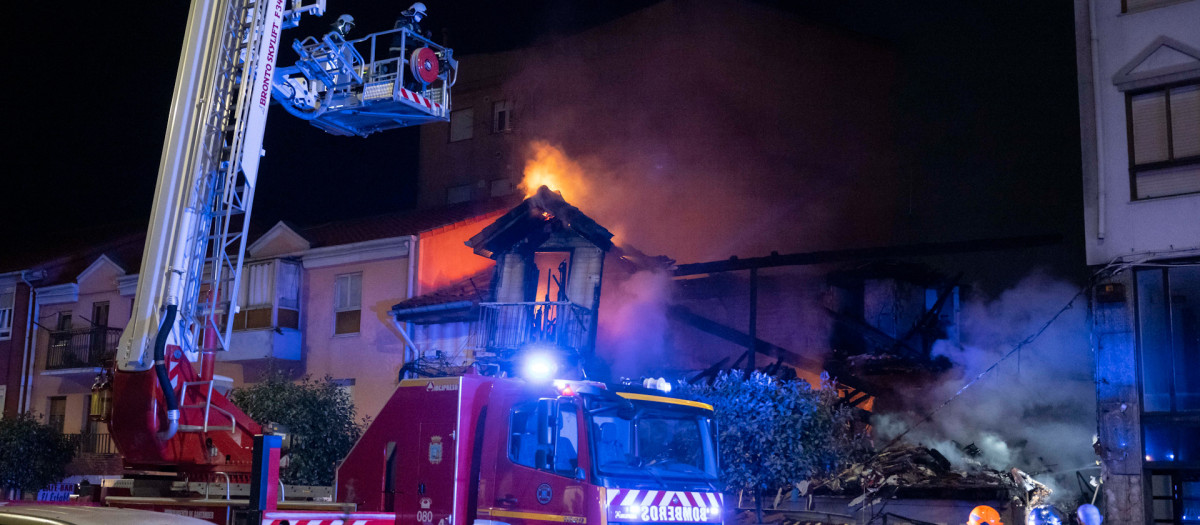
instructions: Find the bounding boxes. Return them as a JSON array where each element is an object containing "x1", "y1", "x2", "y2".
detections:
[
  {"x1": 1076, "y1": 504, "x2": 1103, "y2": 525},
  {"x1": 332, "y1": 14, "x2": 355, "y2": 36},
  {"x1": 405, "y1": 2, "x2": 427, "y2": 22},
  {"x1": 1026, "y1": 505, "x2": 1064, "y2": 525},
  {"x1": 967, "y1": 505, "x2": 1003, "y2": 525}
]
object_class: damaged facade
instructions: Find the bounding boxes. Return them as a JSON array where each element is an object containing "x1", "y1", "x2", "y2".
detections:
[{"x1": 1075, "y1": 0, "x2": 1200, "y2": 522}]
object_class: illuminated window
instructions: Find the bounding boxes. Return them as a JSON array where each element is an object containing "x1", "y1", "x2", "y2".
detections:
[
  {"x1": 1137, "y1": 266, "x2": 1200, "y2": 414},
  {"x1": 334, "y1": 273, "x2": 362, "y2": 335},
  {"x1": 1127, "y1": 82, "x2": 1200, "y2": 199},
  {"x1": 449, "y1": 108, "x2": 474, "y2": 142},
  {"x1": 1148, "y1": 471, "x2": 1200, "y2": 524}
]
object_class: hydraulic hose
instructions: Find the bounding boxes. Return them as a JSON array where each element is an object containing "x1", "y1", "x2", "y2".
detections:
[{"x1": 155, "y1": 304, "x2": 180, "y2": 441}]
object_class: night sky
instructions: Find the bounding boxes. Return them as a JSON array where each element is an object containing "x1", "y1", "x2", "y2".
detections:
[{"x1": 4, "y1": 1, "x2": 1084, "y2": 285}]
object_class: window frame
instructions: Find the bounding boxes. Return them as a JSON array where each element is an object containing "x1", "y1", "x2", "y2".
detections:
[
  {"x1": 492, "y1": 99, "x2": 513, "y2": 133},
  {"x1": 0, "y1": 290, "x2": 14, "y2": 340},
  {"x1": 1125, "y1": 80, "x2": 1200, "y2": 200},
  {"x1": 449, "y1": 107, "x2": 475, "y2": 142},
  {"x1": 333, "y1": 272, "x2": 362, "y2": 336}
]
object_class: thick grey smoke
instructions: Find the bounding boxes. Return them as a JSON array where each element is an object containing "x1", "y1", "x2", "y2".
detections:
[
  {"x1": 596, "y1": 269, "x2": 676, "y2": 379},
  {"x1": 873, "y1": 273, "x2": 1096, "y2": 500},
  {"x1": 501, "y1": 0, "x2": 902, "y2": 264}
]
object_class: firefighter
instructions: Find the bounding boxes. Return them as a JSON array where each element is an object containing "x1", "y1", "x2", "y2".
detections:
[
  {"x1": 331, "y1": 14, "x2": 355, "y2": 37},
  {"x1": 1076, "y1": 504, "x2": 1103, "y2": 525},
  {"x1": 967, "y1": 505, "x2": 1003, "y2": 525},
  {"x1": 390, "y1": 2, "x2": 428, "y2": 53},
  {"x1": 1025, "y1": 505, "x2": 1063, "y2": 525}
]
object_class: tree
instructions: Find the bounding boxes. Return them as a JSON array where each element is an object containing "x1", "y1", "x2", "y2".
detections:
[
  {"x1": 0, "y1": 413, "x2": 75, "y2": 497},
  {"x1": 676, "y1": 371, "x2": 869, "y2": 521},
  {"x1": 229, "y1": 375, "x2": 366, "y2": 486}
]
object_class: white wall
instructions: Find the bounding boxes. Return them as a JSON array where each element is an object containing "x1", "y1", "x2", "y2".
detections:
[{"x1": 1078, "y1": 0, "x2": 1200, "y2": 266}]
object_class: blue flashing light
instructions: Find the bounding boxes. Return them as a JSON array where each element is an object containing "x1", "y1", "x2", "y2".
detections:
[{"x1": 522, "y1": 351, "x2": 559, "y2": 382}]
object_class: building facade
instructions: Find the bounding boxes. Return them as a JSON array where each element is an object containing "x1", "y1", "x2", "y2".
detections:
[{"x1": 1075, "y1": 0, "x2": 1200, "y2": 522}]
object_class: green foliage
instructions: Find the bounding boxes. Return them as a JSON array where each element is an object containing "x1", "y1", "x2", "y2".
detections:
[
  {"x1": 0, "y1": 413, "x2": 75, "y2": 493},
  {"x1": 676, "y1": 371, "x2": 869, "y2": 495},
  {"x1": 229, "y1": 375, "x2": 366, "y2": 486}
]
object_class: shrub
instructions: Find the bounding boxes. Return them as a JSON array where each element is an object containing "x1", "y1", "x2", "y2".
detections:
[
  {"x1": 229, "y1": 375, "x2": 366, "y2": 486},
  {"x1": 0, "y1": 413, "x2": 75, "y2": 495}
]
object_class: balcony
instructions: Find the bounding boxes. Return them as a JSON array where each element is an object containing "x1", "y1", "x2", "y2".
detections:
[
  {"x1": 64, "y1": 432, "x2": 117, "y2": 455},
  {"x1": 470, "y1": 302, "x2": 593, "y2": 358},
  {"x1": 45, "y1": 327, "x2": 121, "y2": 371}
]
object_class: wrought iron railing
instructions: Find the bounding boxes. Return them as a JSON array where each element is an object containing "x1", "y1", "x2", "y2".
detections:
[
  {"x1": 64, "y1": 432, "x2": 117, "y2": 455},
  {"x1": 45, "y1": 327, "x2": 122, "y2": 370},
  {"x1": 470, "y1": 302, "x2": 593, "y2": 356}
]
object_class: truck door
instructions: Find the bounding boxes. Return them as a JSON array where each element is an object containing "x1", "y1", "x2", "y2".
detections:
[
  {"x1": 395, "y1": 383, "x2": 460, "y2": 525},
  {"x1": 491, "y1": 398, "x2": 588, "y2": 525}
]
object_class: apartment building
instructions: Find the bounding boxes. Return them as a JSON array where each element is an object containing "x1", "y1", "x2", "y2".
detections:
[{"x1": 1075, "y1": 0, "x2": 1200, "y2": 522}]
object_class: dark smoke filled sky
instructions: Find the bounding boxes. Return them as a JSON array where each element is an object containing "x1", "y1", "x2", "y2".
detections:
[{"x1": 4, "y1": 0, "x2": 1082, "y2": 289}]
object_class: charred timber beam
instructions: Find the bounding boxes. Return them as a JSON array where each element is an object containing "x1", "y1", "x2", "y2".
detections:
[
  {"x1": 668, "y1": 305, "x2": 877, "y2": 395},
  {"x1": 672, "y1": 234, "x2": 1062, "y2": 276}
]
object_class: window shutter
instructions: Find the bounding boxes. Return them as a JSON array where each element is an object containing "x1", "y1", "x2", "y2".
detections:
[
  {"x1": 1132, "y1": 91, "x2": 1169, "y2": 165},
  {"x1": 1171, "y1": 84, "x2": 1200, "y2": 159}
]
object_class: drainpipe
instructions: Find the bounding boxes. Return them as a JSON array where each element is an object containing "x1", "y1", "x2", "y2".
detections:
[
  {"x1": 18, "y1": 271, "x2": 39, "y2": 414},
  {"x1": 1088, "y1": 0, "x2": 1107, "y2": 240},
  {"x1": 405, "y1": 235, "x2": 418, "y2": 366}
]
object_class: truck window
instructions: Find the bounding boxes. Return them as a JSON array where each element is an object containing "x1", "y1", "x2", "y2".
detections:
[
  {"x1": 509, "y1": 401, "x2": 580, "y2": 476},
  {"x1": 554, "y1": 404, "x2": 579, "y2": 475},
  {"x1": 509, "y1": 404, "x2": 539, "y2": 468}
]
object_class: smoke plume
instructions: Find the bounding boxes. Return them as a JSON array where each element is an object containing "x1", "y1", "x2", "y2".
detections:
[
  {"x1": 872, "y1": 273, "x2": 1096, "y2": 500},
  {"x1": 595, "y1": 269, "x2": 676, "y2": 379}
]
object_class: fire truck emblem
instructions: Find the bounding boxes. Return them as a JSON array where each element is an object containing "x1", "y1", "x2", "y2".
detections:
[
  {"x1": 536, "y1": 483, "x2": 553, "y2": 505},
  {"x1": 429, "y1": 436, "x2": 443, "y2": 464}
]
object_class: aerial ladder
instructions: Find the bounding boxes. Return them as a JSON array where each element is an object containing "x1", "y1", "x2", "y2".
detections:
[{"x1": 104, "y1": 0, "x2": 456, "y2": 482}]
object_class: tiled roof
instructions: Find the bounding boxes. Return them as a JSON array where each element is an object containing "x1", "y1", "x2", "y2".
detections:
[
  {"x1": 299, "y1": 196, "x2": 520, "y2": 248},
  {"x1": 391, "y1": 267, "x2": 494, "y2": 322}
]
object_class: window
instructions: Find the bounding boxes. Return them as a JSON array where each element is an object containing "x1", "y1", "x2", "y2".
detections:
[
  {"x1": 1128, "y1": 82, "x2": 1200, "y2": 199},
  {"x1": 490, "y1": 178, "x2": 514, "y2": 197},
  {"x1": 447, "y1": 183, "x2": 472, "y2": 204},
  {"x1": 1137, "y1": 266, "x2": 1200, "y2": 414},
  {"x1": 0, "y1": 290, "x2": 13, "y2": 340},
  {"x1": 91, "y1": 301, "x2": 109, "y2": 328},
  {"x1": 1123, "y1": 0, "x2": 1187, "y2": 13},
  {"x1": 48, "y1": 397, "x2": 66, "y2": 433},
  {"x1": 507, "y1": 401, "x2": 579, "y2": 476},
  {"x1": 509, "y1": 403, "x2": 538, "y2": 468},
  {"x1": 1149, "y1": 471, "x2": 1200, "y2": 524},
  {"x1": 449, "y1": 108, "x2": 474, "y2": 142},
  {"x1": 1137, "y1": 265, "x2": 1200, "y2": 525},
  {"x1": 493, "y1": 100, "x2": 512, "y2": 133},
  {"x1": 334, "y1": 273, "x2": 362, "y2": 335},
  {"x1": 230, "y1": 259, "x2": 302, "y2": 331}
]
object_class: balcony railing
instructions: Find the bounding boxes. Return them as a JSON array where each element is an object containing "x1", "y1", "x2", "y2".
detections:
[
  {"x1": 470, "y1": 302, "x2": 593, "y2": 357},
  {"x1": 45, "y1": 327, "x2": 122, "y2": 370},
  {"x1": 64, "y1": 432, "x2": 117, "y2": 455}
]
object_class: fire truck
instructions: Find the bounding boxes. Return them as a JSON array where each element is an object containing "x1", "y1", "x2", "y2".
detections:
[{"x1": 67, "y1": 0, "x2": 727, "y2": 523}]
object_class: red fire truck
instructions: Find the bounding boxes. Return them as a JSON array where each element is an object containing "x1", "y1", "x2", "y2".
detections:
[
  {"x1": 39, "y1": 0, "x2": 728, "y2": 521},
  {"x1": 322, "y1": 375, "x2": 724, "y2": 525}
]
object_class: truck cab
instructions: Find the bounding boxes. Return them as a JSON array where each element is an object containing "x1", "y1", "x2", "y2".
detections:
[{"x1": 336, "y1": 375, "x2": 723, "y2": 525}]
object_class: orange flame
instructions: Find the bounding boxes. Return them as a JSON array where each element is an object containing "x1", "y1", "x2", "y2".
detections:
[{"x1": 519, "y1": 141, "x2": 590, "y2": 202}]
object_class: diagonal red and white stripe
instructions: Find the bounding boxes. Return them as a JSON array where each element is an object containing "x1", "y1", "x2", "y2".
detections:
[
  {"x1": 398, "y1": 87, "x2": 443, "y2": 113},
  {"x1": 261, "y1": 511, "x2": 396, "y2": 525}
]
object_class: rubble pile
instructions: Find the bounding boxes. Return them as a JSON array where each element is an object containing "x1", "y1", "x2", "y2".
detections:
[{"x1": 813, "y1": 443, "x2": 1052, "y2": 508}]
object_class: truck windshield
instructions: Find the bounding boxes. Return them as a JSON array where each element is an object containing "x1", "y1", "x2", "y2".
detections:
[{"x1": 590, "y1": 408, "x2": 718, "y2": 481}]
